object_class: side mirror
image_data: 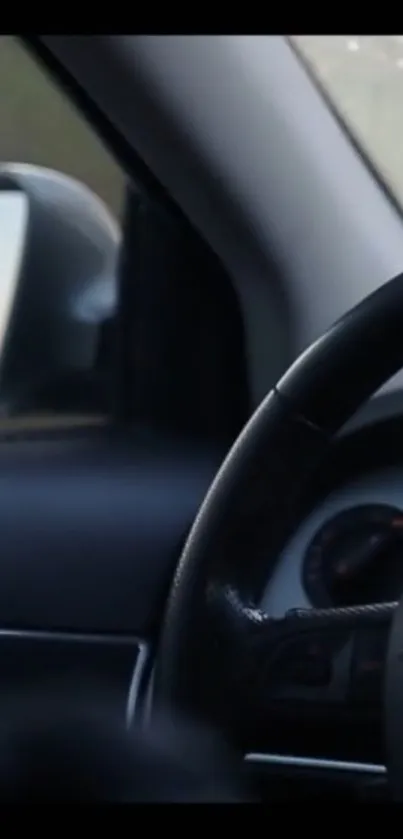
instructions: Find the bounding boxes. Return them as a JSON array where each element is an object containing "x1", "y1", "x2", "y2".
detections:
[{"x1": 0, "y1": 163, "x2": 120, "y2": 417}]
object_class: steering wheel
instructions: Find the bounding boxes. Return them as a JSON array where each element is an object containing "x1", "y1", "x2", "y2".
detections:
[{"x1": 154, "y1": 271, "x2": 403, "y2": 799}]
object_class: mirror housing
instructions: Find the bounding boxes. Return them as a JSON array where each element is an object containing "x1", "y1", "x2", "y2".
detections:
[{"x1": 0, "y1": 163, "x2": 120, "y2": 416}]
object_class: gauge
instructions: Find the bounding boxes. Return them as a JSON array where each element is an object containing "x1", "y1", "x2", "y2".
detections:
[{"x1": 303, "y1": 504, "x2": 403, "y2": 608}]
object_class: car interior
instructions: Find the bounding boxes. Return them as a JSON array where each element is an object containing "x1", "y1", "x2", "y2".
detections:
[{"x1": 0, "y1": 34, "x2": 403, "y2": 800}]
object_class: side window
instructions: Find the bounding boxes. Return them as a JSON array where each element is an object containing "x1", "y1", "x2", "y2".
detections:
[
  {"x1": 0, "y1": 37, "x2": 125, "y2": 430},
  {"x1": 0, "y1": 37, "x2": 124, "y2": 218}
]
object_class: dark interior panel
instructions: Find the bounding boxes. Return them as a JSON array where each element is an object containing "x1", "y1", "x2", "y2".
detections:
[
  {"x1": 0, "y1": 633, "x2": 141, "y2": 717},
  {"x1": 0, "y1": 428, "x2": 222, "y2": 636}
]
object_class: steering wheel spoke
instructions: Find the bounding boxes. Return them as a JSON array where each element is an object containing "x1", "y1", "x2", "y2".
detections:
[
  {"x1": 229, "y1": 597, "x2": 403, "y2": 800},
  {"x1": 253, "y1": 600, "x2": 395, "y2": 689}
]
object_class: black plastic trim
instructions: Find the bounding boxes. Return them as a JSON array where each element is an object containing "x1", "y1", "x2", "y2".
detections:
[{"x1": 21, "y1": 37, "x2": 184, "y2": 220}]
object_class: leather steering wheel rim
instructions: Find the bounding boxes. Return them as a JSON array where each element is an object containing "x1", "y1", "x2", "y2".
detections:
[{"x1": 154, "y1": 271, "x2": 403, "y2": 789}]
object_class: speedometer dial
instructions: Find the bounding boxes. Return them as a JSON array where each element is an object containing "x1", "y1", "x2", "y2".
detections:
[{"x1": 303, "y1": 504, "x2": 403, "y2": 608}]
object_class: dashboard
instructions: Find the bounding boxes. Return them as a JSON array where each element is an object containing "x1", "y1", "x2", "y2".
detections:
[
  {"x1": 250, "y1": 415, "x2": 402, "y2": 794},
  {"x1": 256, "y1": 416, "x2": 403, "y2": 765},
  {"x1": 0, "y1": 401, "x2": 402, "y2": 770},
  {"x1": 262, "y1": 467, "x2": 403, "y2": 618}
]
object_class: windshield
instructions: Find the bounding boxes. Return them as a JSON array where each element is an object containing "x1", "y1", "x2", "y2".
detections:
[{"x1": 290, "y1": 36, "x2": 403, "y2": 212}]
